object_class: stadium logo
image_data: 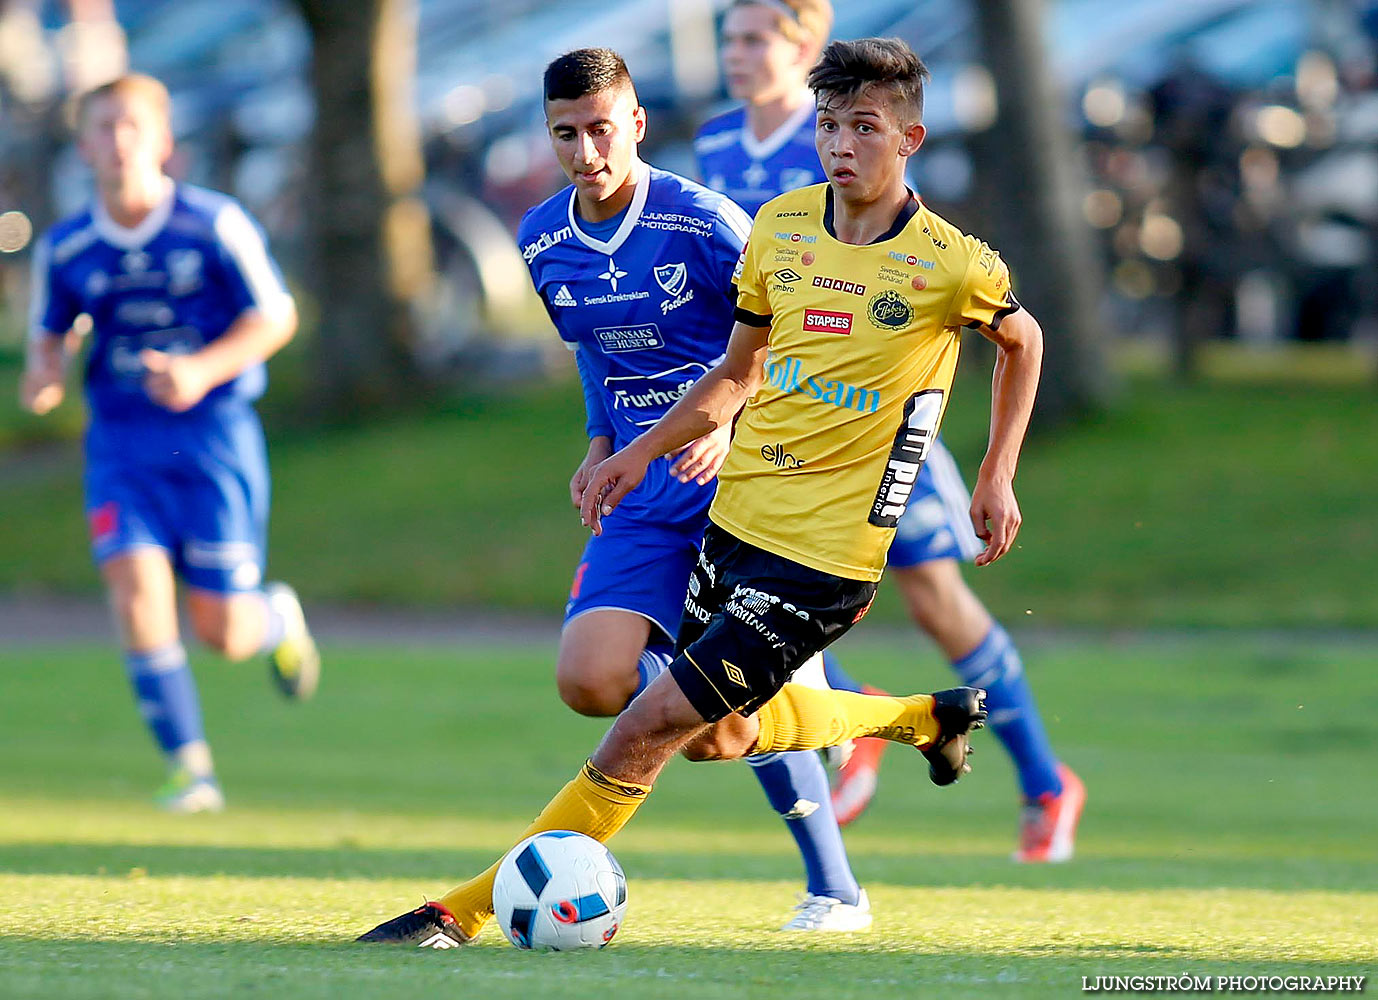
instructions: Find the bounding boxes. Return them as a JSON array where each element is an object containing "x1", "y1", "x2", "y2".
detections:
[
  {"x1": 802, "y1": 309, "x2": 853, "y2": 335},
  {"x1": 654, "y1": 262, "x2": 687, "y2": 297},
  {"x1": 868, "y1": 290, "x2": 913, "y2": 330},
  {"x1": 812, "y1": 276, "x2": 865, "y2": 296},
  {"x1": 604, "y1": 362, "x2": 709, "y2": 426},
  {"x1": 764, "y1": 354, "x2": 879, "y2": 413},
  {"x1": 887, "y1": 251, "x2": 935, "y2": 270},
  {"x1": 774, "y1": 231, "x2": 818, "y2": 244},
  {"x1": 522, "y1": 226, "x2": 572, "y2": 262}
]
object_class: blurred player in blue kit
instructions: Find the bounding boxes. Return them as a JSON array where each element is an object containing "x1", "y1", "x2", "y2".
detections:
[
  {"x1": 20, "y1": 74, "x2": 319, "y2": 814},
  {"x1": 522, "y1": 48, "x2": 872, "y2": 929},
  {"x1": 696, "y1": 0, "x2": 1084, "y2": 861}
]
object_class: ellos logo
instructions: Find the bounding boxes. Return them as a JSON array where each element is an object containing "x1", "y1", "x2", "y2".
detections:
[{"x1": 803, "y1": 309, "x2": 853, "y2": 335}]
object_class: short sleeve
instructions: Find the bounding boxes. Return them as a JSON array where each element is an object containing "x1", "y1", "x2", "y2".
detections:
[
  {"x1": 212, "y1": 203, "x2": 294, "y2": 322},
  {"x1": 28, "y1": 234, "x2": 81, "y2": 339},
  {"x1": 711, "y1": 196, "x2": 752, "y2": 297},
  {"x1": 732, "y1": 217, "x2": 772, "y2": 325},
  {"x1": 946, "y1": 240, "x2": 1020, "y2": 331}
]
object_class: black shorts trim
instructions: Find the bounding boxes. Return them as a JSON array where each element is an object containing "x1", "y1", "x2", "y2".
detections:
[{"x1": 668, "y1": 524, "x2": 877, "y2": 722}]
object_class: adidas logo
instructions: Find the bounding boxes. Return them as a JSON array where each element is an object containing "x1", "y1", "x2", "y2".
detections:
[
  {"x1": 553, "y1": 284, "x2": 577, "y2": 307},
  {"x1": 417, "y1": 931, "x2": 461, "y2": 949}
]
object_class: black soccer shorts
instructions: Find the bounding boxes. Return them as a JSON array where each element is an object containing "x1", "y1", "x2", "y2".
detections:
[{"x1": 669, "y1": 523, "x2": 878, "y2": 723}]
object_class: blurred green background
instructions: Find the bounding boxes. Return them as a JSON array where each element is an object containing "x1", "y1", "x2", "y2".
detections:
[{"x1": 2, "y1": 329, "x2": 1374, "y2": 630}]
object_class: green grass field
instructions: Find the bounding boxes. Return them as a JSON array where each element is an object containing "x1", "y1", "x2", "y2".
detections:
[{"x1": 1, "y1": 633, "x2": 1374, "y2": 998}]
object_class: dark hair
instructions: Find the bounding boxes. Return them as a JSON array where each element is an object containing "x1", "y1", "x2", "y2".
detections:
[
  {"x1": 807, "y1": 37, "x2": 930, "y2": 122},
  {"x1": 544, "y1": 48, "x2": 636, "y2": 103}
]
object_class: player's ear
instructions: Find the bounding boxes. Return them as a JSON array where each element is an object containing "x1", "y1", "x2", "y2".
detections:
[
  {"x1": 900, "y1": 121, "x2": 926, "y2": 157},
  {"x1": 633, "y1": 105, "x2": 647, "y2": 143}
]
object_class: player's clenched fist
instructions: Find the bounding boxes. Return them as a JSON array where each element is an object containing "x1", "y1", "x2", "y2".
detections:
[{"x1": 141, "y1": 349, "x2": 212, "y2": 412}]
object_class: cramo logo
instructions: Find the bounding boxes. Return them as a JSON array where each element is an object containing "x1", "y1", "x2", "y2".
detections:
[
  {"x1": 522, "y1": 226, "x2": 572, "y2": 262},
  {"x1": 764, "y1": 355, "x2": 880, "y2": 413}
]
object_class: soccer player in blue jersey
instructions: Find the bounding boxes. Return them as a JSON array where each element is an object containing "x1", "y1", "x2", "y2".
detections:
[
  {"x1": 696, "y1": 0, "x2": 1084, "y2": 861},
  {"x1": 521, "y1": 48, "x2": 871, "y2": 930},
  {"x1": 20, "y1": 74, "x2": 319, "y2": 814}
]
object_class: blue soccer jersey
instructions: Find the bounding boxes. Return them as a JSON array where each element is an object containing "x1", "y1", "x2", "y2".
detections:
[
  {"x1": 521, "y1": 163, "x2": 751, "y2": 635},
  {"x1": 693, "y1": 102, "x2": 825, "y2": 220},
  {"x1": 29, "y1": 181, "x2": 293, "y2": 590},
  {"x1": 29, "y1": 181, "x2": 293, "y2": 427},
  {"x1": 521, "y1": 164, "x2": 750, "y2": 527}
]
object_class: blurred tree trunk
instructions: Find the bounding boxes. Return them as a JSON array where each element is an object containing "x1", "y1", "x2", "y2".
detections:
[
  {"x1": 969, "y1": 0, "x2": 1113, "y2": 423},
  {"x1": 290, "y1": 0, "x2": 434, "y2": 416}
]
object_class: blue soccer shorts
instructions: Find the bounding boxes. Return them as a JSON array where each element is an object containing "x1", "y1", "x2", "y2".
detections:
[
  {"x1": 887, "y1": 436, "x2": 985, "y2": 569},
  {"x1": 564, "y1": 513, "x2": 708, "y2": 642},
  {"x1": 83, "y1": 414, "x2": 270, "y2": 594}
]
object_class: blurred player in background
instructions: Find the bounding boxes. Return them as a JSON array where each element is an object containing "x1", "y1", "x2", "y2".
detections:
[
  {"x1": 360, "y1": 38, "x2": 1014, "y2": 948},
  {"x1": 20, "y1": 74, "x2": 319, "y2": 813},
  {"x1": 696, "y1": 0, "x2": 1084, "y2": 862},
  {"x1": 519, "y1": 48, "x2": 870, "y2": 931}
]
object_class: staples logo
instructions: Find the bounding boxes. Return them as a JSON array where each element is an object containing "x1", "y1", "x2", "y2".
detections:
[{"x1": 802, "y1": 309, "x2": 853, "y2": 335}]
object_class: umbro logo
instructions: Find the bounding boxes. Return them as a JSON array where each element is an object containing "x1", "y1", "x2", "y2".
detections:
[
  {"x1": 722, "y1": 661, "x2": 747, "y2": 687},
  {"x1": 417, "y1": 932, "x2": 462, "y2": 949},
  {"x1": 776, "y1": 268, "x2": 803, "y2": 283},
  {"x1": 552, "y1": 285, "x2": 577, "y2": 307}
]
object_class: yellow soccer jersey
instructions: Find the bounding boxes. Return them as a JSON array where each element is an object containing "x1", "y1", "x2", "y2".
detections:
[{"x1": 711, "y1": 183, "x2": 1018, "y2": 581}]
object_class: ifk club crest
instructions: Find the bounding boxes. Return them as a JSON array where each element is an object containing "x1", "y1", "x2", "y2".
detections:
[{"x1": 654, "y1": 262, "x2": 688, "y2": 297}]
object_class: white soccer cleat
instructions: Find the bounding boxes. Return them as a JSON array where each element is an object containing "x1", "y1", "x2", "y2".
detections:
[
  {"x1": 779, "y1": 889, "x2": 873, "y2": 932},
  {"x1": 154, "y1": 768, "x2": 225, "y2": 814},
  {"x1": 265, "y1": 581, "x2": 320, "y2": 700}
]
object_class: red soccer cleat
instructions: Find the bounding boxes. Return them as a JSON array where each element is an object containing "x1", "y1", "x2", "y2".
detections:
[{"x1": 1015, "y1": 764, "x2": 1086, "y2": 863}]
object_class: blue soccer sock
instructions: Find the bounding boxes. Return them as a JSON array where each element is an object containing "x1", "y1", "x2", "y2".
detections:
[
  {"x1": 821, "y1": 650, "x2": 863, "y2": 693},
  {"x1": 950, "y1": 623, "x2": 1062, "y2": 800},
  {"x1": 627, "y1": 641, "x2": 674, "y2": 705},
  {"x1": 124, "y1": 643, "x2": 208, "y2": 766},
  {"x1": 747, "y1": 750, "x2": 860, "y2": 905},
  {"x1": 255, "y1": 590, "x2": 289, "y2": 655}
]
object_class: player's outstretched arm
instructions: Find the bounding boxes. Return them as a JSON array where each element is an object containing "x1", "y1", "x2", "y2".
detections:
[
  {"x1": 142, "y1": 304, "x2": 297, "y2": 412},
  {"x1": 971, "y1": 307, "x2": 1043, "y2": 566},
  {"x1": 580, "y1": 320, "x2": 769, "y2": 534}
]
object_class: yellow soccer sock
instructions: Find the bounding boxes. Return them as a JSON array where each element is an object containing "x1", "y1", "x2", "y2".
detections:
[
  {"x1": 438, "y1": 760, "x2": 651, "y2": 939},
  {"x1": 750, "y1": 684, "x2": 941, "y2": 754}
]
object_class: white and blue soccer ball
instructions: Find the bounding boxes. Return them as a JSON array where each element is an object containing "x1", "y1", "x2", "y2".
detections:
[{"x1": 492, "y1": 831, "x2": 628, "y2": 951}]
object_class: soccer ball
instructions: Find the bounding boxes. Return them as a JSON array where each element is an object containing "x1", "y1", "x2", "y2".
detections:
[{"x1": 492, "y1": 831, "x2": 628, "y2": 951}]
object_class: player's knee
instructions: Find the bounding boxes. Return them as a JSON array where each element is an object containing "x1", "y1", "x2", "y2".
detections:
[
  {"x1": 188, "y1": 603, "x2": 256, "y2": 661},
  {"x1": 681, "y1": 717, "x2": 755, "y2": 762},
  {"x1": 556, "y1": 660, "x2": 632, "y2": 717}
]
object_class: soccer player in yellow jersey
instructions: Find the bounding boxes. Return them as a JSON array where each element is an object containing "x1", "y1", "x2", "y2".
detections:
[{"x1": 359, "y1": 37, "x2": 1041, "y2": 948}]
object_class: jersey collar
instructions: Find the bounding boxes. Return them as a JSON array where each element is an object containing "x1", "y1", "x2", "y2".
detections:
[
  {"x1": 92, "y1": 176, "x2": 176, "y2": 250},
  {"x1": 822, "y1": 185, "x2": 920, "y2": 245},
  {"x1": 567, "y1": 161, "x2": 649, "y2": 256},
  {"x1": 739, "y1": 94, "x2": 815, "y2": 162}
]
